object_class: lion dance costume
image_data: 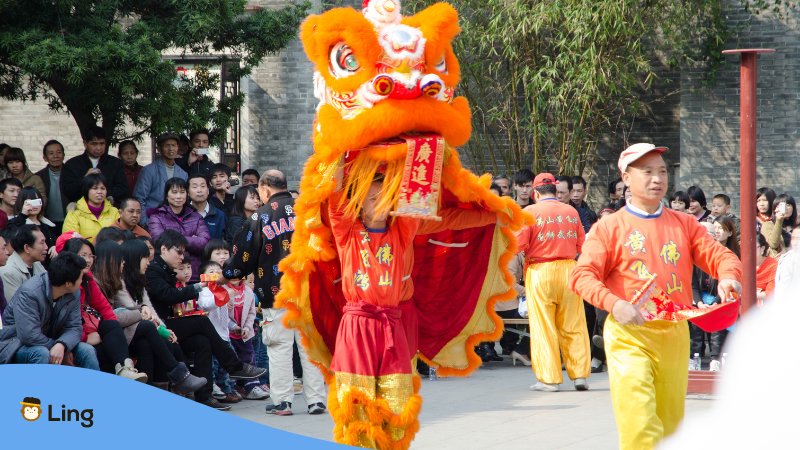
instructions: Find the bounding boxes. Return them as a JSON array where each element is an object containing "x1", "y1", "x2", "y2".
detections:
[{"x1": 275, "y1": 1, "x2": 528, "y2": 448}]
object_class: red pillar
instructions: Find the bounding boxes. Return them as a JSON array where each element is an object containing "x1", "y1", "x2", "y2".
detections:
[{"x1": 721, "y1": 48, "x2": 774, "y2": 314}]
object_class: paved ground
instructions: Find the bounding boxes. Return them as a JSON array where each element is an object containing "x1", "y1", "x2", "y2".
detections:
[{"x1": 229, "y1": 357, "x2": 714, "y2": 449}]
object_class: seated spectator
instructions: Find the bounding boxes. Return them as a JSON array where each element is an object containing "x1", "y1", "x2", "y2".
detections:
[
  {"x1": 35, "y1": 140, "x2": 67, "y2": 231},
  {"x1": 7, "y1": 187, "x2": 58, "y2": 263},
  {"x1": 756, "y1": 187, "x2": 776, "y2": 225},
  {"x1": 513, "y1": 169, "x2": 534, "y2": 208},
  {"x1": 148, "y1": 178, "x2": 210, "y2": 283},
  {"x1": 110, "y1": 197, "x2": 150, "y2": 238},
  {"x1": 0, "y1": 232, "x2": 10, "y2": 316},
  {"x1": 241, "y1": 168, "x2": 260, "y2": 187},
  {"x1": 0, "y1": 251, "x2": 99, "y2": 368},
  {"x1": 118, "y1": 140, "x2": 142, "y2": 198},
  {"x1": 145, "y1": 230, "x2": 266, "y2": 409},
  {"x1": 570, "y1": 175, "x2": 597, "y2": 233},
  {"x1": 61, "y1": 125, "x2": 128, "y2": 205},
  {"x1": 95, "y1": 240, "x2": 206, "y2": 393},
  {"x1": 62, "y1": 173, "x2": 120, "y2": 242},
  {"x1": 209, "y1": 163, "x2": 235, "y2": 215},
  {"x1": 204, "y1": 239, "x2": 231, "y2": 267},
  {"x1": 755, "y1": 234, "x2": 778, "y2": 306},
  {"x1": 670, "y1": 190, "x2": 689, "y2": 213},
  {"x1": 188, "y1": 174, "x2": 226, "y2": 240},
  {"x1": 60, "y1": 238, "x2": 146, "y2": 382},
  {"x1": 0, "y1": 177, "x2": 22, "y2": 220},
  {"x1": 687, "y1": 186, "x2": 711, "y2": 221},
  {"x1": 178, "y1": 129, "x2": 215, "y2": 176},
  {"x1": 3, "y1": 147, "x2": 47, "y2": 205},
  {"x1": 0, "y1": 224, "x2": 47, "y2": 300},
  {"x1": 94, "y1": 227, "x2": 132, "y2": 245},
  {"x1": 138, "y1": 235, "x2": 155, "y2": 261},
  {"x1": 225, "y1": 185, "x2": 261, "y2": 243},
  {"x1": 134, "y1": 132, "x2": 188, "y2": 225}
]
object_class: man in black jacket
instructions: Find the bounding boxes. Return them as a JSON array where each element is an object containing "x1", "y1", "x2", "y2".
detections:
[
  {"x1": 222, "y1": 169, "x2": 327, "y2": 416},
  {"x1": 177, "y1": 129, "x2": 215, "y2": 176},
  {"x1": 60, "y1": 126, "x2": 129, "y2": 205},
  {"x1": 145, "y1": 230, "x2": 266, "y2": 410}
]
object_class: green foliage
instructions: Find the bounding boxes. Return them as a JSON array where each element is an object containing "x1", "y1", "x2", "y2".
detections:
[
  {"x1": 405, "y1": 0, "x2": 730, "y2": 176},
  {"x1": 0, "y1": 0, "x2": 309, "y2": 144}
]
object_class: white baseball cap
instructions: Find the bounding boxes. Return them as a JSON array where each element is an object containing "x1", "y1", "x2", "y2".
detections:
[{"x1": 618, "y1": 143, "x2": 668, "y2": 173}]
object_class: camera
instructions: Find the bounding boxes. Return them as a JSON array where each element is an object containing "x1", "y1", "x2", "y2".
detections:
[
  {"x1": 26, "y1": 199, "x2": 43, "y2": 208},
  {"x1": 195, "y1": 148, "x2": 209, "y2": 156},
  {"x1": 778, "y1": 202, "x2": 787, "y2": 215}
]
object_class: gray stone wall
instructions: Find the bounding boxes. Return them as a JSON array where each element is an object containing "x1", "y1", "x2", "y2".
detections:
[{"x1": 679, "y1": 0, "x2": 800, "y2": 216}]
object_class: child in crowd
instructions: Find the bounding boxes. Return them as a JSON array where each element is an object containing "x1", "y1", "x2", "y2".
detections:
[
  {"x1": 225, "y1": 273, "x2": 268, "y2": 399},
  {"x1": 708, "y1": 194, "x2": 740, "y2": 240},
  {"x1": 196, "y1": 260, "x2": 240, "y2": 404},
  {"x1": 670, "y1": 190, "x2": 690, "y2": 213},
  {"x1": 203, "y1": 239, "x2": 230, "y2": 266}
]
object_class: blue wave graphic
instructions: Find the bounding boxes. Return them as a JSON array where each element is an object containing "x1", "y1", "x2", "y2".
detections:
[{"x1": 0, "y1": 365, "x2": 345, "y2": 448}]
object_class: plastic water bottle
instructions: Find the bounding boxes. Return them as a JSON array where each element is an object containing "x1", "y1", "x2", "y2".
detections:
[
  {"x1": 692, "y1": 353, "x2": 702, "y2": 371},
  {"x1": 428, "y1": 366, "x2": 437, "y2": 381}
]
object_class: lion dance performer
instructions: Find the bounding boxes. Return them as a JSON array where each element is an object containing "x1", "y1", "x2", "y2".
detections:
[{"x1": 275, "y1": 1, "x2": 528, "y2": 448}]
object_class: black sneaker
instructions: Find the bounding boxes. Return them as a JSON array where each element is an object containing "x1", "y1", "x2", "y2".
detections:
[
  {"x1": 308, "y1": 402, "x2": 326, "y2": 415},
  {"x1": 199, "y1": 397, "x2": 232, "y2": 411},
  {"x1": 265, "y1": 401, "x2": 293, "y2": 416},
  {"x1": 229, "y1": 363, "x2": 268, "y2": 380}
]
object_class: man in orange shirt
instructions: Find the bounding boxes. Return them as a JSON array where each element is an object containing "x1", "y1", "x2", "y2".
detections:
[
  {"x1": 569, "y1": 144, "x2": 742, "y2": 450},
  {"x1": 517, "y1": 173, "x2": 589, "y2": 392}
]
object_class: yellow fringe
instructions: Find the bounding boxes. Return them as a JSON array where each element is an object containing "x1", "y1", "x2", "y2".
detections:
[{"x1": 328, "y1": 378, "x2": 422, "y2": 450}]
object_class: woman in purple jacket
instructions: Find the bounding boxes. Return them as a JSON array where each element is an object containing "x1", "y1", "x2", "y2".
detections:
[{"x1": 147, "y1": 178, "x2": 210, "y2": 282}]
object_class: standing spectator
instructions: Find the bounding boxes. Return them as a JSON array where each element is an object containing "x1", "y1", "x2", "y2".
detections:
[
  {"x1": 756, "y1": 187, "x2": 776, "y2": 225},
  {"x1": 62, "y1": 173, "x2": 120, "y2": 242},
  {"x1": 0, "y1": 233, "x2": 10, "y2": 316},
  {"x1": 0, "y1": 143, "x2": 9, "y2": 179},
  {"x1": 178, "y1": 129, "x2": 215, "y2": 176},
  {"x1": 0, "y1": 177, "x2": 21, "y2": 220},
  {"x1": 512, "y1": 169, "x2": 535, "y2": 208},
  {"x1": 608, "y1": 178, "x2": 624, "y2": 204},
  {"x1": 0, "y1": 251, "x2": 99, "y2": 369},
  {"x1": 775, "y1": 227, "x2": 800, "y2": 299},
  {"x1": 686, "y1": 186, "x2": 711, "y2": 221},
  {"x1": 492, "y1": 174, "x2": 512, "y2": 197},
  {"x1": 209, "y1": 163, "x2": 235, "y2": 216},
  {"x1": 516, "y1": 173, "x2": 588, "y2": 392},
  {"x1": 35, "y1": 140, "x2": 67, "y2": 231},
  {"x1": 669, "y1": 191, "x2": 689, "y2": 213},
  {"x1": 761, "y1": 193, "x2": 796, "y2": 255},
  {"x1": 110, "y1": 197, "x2": 150, "y2": 238},
  {"x1": 188, "y1": 173, "x2": 227, "y2": 240},
  {"x1": 7, "y1": 188, "x2": 58, "y2": 263},
  {"x1": 118, "y1": 140, "x2": 143, "y2": 198},
  {"x1": 571, "y1": 175, "x2": 598, "y2": 233},
  {"x1": 224, "y1": 185, "x2": 261, "y2": 244},
  {"x1": 145, "y1": 230, "x2": 266, "y2": 410},
  {"x1": 61, "y1": 126, "x2": 128, "y2": 205},
  {"x1": 708, "y1": 194, "x2": 740, "y2": 241},
  {"x1": 220, "y1": 170, "x2": 327, "y2": 416},
  {"x1": 3, "y1": 147, "x2": 47, "y2": 205},
  {"x1": 133, "y1": 132, "x2": 188, "y2": 225},
  {"x1": 241, "y1": 169, "x2": 260, "y2": 187},
  {"x1": 147, "y1": 178, "x2": 210, "y2": 283},
  {"x1": 570, "y1": 144, "x2": 741, "y2": 449},
  {"x1": 0, "y1": 224, "x2": 47, "y2": 300},
  {"x1": 755, "y1": 234, "x2": 778, "y2": 306},
  {"x1": 555, "y1": 175, "x2": 572, "y2": 204}
]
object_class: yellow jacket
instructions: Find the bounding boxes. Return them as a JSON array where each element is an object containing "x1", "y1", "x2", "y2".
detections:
[{"x1": 62, "y1": 198, "x2": 120, "y2": 242}]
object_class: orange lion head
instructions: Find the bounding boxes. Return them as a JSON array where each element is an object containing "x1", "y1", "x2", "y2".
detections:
[{"x1": 300, "y1": 0, "x2": 471, "y2": 155}]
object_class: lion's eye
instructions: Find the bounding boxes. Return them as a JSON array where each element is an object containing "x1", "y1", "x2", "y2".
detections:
[
  {"x1": 330, "y1": 42, "x2": 360, "y2": 78},
  {"x1": 435, "y1": 56, "x2": 447, "y2": 74}
]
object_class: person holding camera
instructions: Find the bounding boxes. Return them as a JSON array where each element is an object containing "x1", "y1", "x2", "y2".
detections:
[
  {"x1": 177, "y1": 130, "x2": 215, "y2": 177},
  {"x1": 133, "y1": 132, "x2": 188, "y2": 225},
  {"x1": 6, "y1": 187, "x2": 58, "y2": 264}
]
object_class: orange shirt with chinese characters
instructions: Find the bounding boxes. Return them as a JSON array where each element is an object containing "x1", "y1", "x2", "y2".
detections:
[
  {"x1": 516, "y1": 198, "x2": 585, "y2": 264},
  {"x1": 569, "y1": 207, "x2": 742, "y2": 313},
  {"x1": 328, "y1": 192, "x2": 496, "y2": 307}
]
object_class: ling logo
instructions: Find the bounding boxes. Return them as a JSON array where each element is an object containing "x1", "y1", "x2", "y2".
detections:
[
  {"x1": 20, "y1": 397, "x2": 43, "y2": 421},
  {"x1": 20, "y1": 396, "x2": 94, "y2": 428}
]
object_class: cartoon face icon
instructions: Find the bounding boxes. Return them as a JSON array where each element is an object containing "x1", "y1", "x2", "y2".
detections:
[{"x1": 20, "y1": 397, "x2": 42, "y2": 421}]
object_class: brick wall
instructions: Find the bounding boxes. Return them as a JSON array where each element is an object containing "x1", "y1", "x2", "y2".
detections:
[{"x1": 679, "y1": 0, "x2": 800, "y2": 216}]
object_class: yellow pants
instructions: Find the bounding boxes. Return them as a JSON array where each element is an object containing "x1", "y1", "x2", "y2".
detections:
[
  {"x1": 605, "y1": 316, "x2": 689, "y2": 450},
  {"x1": 525, "y1": 259, "x2": 590, "y2": 384}
]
